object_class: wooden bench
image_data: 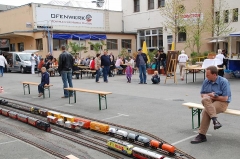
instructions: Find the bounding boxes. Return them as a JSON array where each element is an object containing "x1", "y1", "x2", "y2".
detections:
[
  {"x1": 22, "y1": 82, "x2": 53, "y2": 98},
  {"x1": 182, "y1": 102, "x2": 240, "y2": 129},
  {"x1": 64, "y1": 88, "x2": 112, "y2": 110}
]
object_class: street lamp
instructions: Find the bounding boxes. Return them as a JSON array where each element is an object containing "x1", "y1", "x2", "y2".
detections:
[{"x1": 91, "y1": 0, "x2": 105, "y2": 7}]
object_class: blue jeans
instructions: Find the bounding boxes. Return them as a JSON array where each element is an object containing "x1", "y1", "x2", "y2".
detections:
[
  {"x1": 0, "y1": 66, "x2": 3, "y2": 76},
  {"x1": 102, "y1": 66, "x2": 110, "y2": 82},
  {"x1": 38, "y1": 84, "x2": 44, "y2": 93},
  {"x1": 139, "y1": 65, "x2": 147, "y2": 83},
  {"x1": 61, "y1": 70, "x2": 73, "y2": 97},
  {"x1": 95, "y1": 69, "x2": 100, "y2": 82}
]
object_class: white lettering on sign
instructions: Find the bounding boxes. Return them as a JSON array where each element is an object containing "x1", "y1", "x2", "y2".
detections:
[{"x1": 36, "y1": 7, "x2": 103, "y2": 28}]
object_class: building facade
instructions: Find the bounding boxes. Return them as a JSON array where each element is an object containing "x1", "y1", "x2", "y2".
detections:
[
  {"x1": 122, "y1": 0, "x2": 214, "y2": 55},
  {"x1": 0, "y1": 3, "x2": 136, "y2": 58}
]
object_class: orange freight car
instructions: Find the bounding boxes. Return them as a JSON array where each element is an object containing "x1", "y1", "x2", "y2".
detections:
[
  {"x1": 90, "y1": 121, "x2": 109, "y2": 134},
  {"x1": 74, "y1": 117, "x2": 91, "y2": 129},
  {"x1": 150, "y1": 140, "x2": 175, "y2": 154}
]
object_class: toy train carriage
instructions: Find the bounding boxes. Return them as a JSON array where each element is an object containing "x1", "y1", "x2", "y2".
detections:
[
  {"x1": 17, "y1": 114, "x2": 28, "y2": 123},
  {"x1": 74, "y1": 117, "x2": 91, "y2": 129},
  {"x1": 0, "y1": 99, "x2": 8, "y2": 105},
  {"x1": 8, "y1": 111, "x2": 18, "y2": 119},
  {"x1": 39, "y1": 109, "x2": 48, "y2": 117},
  {"x1": 150, "y1": 140, "x2": 176, "y2": 154},
  {"x1": 28, "y1": 117, "x2": 38, "y2": 126},
  {"x1": 36, "y1": 120, "x2": 51, "y2": 132},
  {"x1": 47, "y1": 110, "x2": 61, "y2": 118},
  {"x1": 0, "y1": 108, "x2": 2, "y2": 115},
  {"x1": 20, "y1": 105, "x2": 31, "y2": 112},
  {"x1": 107, "y1": 138, "x2": 133, "y2": 156},
  {"x1": 127, "y1": 133, "x2": 137, "y2": 142},
  {"x1": 1, "y1": 109, "x2": 10, "y2": 117},
  {"x1": 59, "y1": 113, "x2": 75, "y2": 123},
  {"x1": 47, "y1": 115, "x2": 58, "y2": 124},
  {"x1": 132, "y1": 147, "x2": 171, "y2": 159},
  {"x1": 109, "y1": 127, "x2": 128, "y2": 139},
  {"x1": 64, "y1": 121, "x2": 83, "y2": 132},
  {"x1": 90, "y1": 121, "x2": 109, "y2": 134},
  {"x1": 11, "y1": 103, "x2": 21, "y2": 109},
  {"x1": 30, "y1": 107, "x2": 40, "y2": 115},
  {"x1": 136, "y1": 135, "x2": 150, "y2": 147}
]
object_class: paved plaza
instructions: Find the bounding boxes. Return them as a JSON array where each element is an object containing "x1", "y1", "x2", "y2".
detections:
[{"x1": 0, "y1": 71, "x2": 240, "y2": 159}]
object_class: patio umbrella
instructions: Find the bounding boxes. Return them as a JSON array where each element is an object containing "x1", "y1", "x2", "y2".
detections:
[
  {"x1": 171, "y1": 42, "x2": 175, "y2": 51},
  {"x1": 142, "y1": 41, "x2": 150, "y2": 62}
]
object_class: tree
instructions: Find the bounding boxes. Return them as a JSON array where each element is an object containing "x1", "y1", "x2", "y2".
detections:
[
  {"x1": 68, "y1": 41, "x2": 88, "y2": 58},
  {"x1": 159, "y1": 0, "x2": 186, "y2": 50},
  {"x1": 212, "y1": 0, "x2": 236, "y2": 52},
  {"x1": 119, "y1": 48, "x2": 129, "y2": 59},
  {"x1": 88, "y1": 40, "x2": 106, "y2": 54},
  {"x1": 184, "y1": 0, "x2": 211, "y2": 54}
]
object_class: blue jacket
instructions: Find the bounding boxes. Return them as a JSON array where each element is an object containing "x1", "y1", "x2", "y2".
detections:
[
  {"x1": 136, "y1": 53, "x2": 148, "y2": 67},
  {"x1": 101, "y1": 55, "x2": 111, "y2": 67},
  {"x1": 40, "y1": 72, "x2": 50, "y2": 86}
]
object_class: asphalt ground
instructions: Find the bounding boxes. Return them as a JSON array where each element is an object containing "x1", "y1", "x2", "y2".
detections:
[{"x1": 0, "y1": 70, "x2": 240, "y2": 159}]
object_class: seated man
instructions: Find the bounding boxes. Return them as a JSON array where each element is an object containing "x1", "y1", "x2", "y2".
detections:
[
  {"x1": 115, "y1": 57, "x2": 123, "y2": 74},
  {"x1": 38, "y1": 67, "x2": 50, "y2": 97}
]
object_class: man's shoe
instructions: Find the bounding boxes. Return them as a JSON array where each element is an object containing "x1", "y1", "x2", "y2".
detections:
[
  {"x1": 38, "y1": 93, "x2": 43, "y2": 97},
  {"x1": 213, "y1": 121, "x2": 222, "y2": 130},
  {"x1": 191, "y1": 134, "x2": 207, "y2": 144},
  {"x1": 61, "y1": 96, "x2": 68, "y2": 98},
  {"x1": 138, "y1": 82, "x2": 143, "y2": 84}
]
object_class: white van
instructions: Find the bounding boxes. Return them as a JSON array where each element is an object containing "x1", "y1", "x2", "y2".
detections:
[{"x1": 4, "y1": 50, "x2": 39, "y2": 73}]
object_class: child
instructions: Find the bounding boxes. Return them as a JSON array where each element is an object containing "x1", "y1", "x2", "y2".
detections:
[
  {"x1": 151, "y1": 71, "x2": 160, "y2": 84},
  {"x1": 125, "y1": 62, "x2": 132, "y2": 83},
  {"x1": 38, "y1": 67, "x2": 50, "y2": 97}
]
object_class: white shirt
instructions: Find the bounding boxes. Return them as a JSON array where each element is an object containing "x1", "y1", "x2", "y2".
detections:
[
  {"x1": 178, "y1": 53, "x2": 188, "y2": 63},
  {"x1": 0, "y1": 55, "x2": 7, "y2": 67},
  {"x1": 215, "y1": 53, "x2": 225, "y2": 65},
  {"x1": 30, "y1": 56, "x2": 36, "y2": 65},
  {"x1": 129, "y1": 59, "x2": 134, "y2": 68}
]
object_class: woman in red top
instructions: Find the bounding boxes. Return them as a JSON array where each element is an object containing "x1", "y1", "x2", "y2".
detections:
[
  {"x1": 38, "y1": 58, "x2": 45, "y2": 70},
  {"x1": 90, "y1": 57, "x2": 95, "y2": 70}
]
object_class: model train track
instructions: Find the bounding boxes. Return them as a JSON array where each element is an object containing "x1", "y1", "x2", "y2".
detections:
[
  {"x1": 0, "y1": 97, "x2": 195, "y2": 159},
  {"x1": 0, "y1": 105, "x2": 123, "y2": 159},
  {"x1": 0, "y1": 128, "x2": 68, "y2": 159}
]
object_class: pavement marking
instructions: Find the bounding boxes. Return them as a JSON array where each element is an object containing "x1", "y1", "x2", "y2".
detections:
[
  {"x1": 102, "y1": 113, "x2": 129, "y2": 121},
  {"x1": 0, "y1": 140, "x2": 18, "y2": 145},
  {"x1": 52, "y1": 104, "x2": 74, "y2": 108},
  {"x1": 171, "y1": 131, "x2": 212, "y2": 146}
]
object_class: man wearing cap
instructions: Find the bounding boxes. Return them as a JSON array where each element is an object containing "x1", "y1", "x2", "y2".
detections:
[
  {"x1": 178, "y1": 50, "x2": 188, "y2": 80},
  {"x1": 136, "y1": 48, "x2": 148, "y2": 84}
]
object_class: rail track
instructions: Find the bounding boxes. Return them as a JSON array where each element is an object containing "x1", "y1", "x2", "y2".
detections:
[{"x1": 0, "y1": 96, "x2": 195, "y2": 159}]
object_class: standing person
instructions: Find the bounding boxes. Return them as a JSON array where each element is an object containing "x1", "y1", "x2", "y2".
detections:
[
  {"x1": 38, "y1": 67, "x2": 49, "y2": 97},
  {"x1": 30, "y1": 53, "x2": 36, "y2": 74},
  {"x1": 35, "y1": 53, "x2": 40, "y2": 67},
  {"x1": 159, "y1": 50, "x2": 167, "y2": 75},
  {"x1": 136, "y1": 48, "x2": 148, "y2": 84},
  {"x1": 129, "y1": 56, "x2": 135, "y2": 74},
  {"x1": 95, "y1": 53, "x2": 101, "y2": 83},
  {"x1": 0, "y1": 51, "x2": 7, "y2": 77},
  {"x1": 109, "y1": 52, "x2": 115, "y2": 77},
  {"x1": 101, "y1": 49, "x2": 111, "y2": 83},
  {"x1": 191, "y1": 66, "x2": 231, "y2": 144},
  {"x1": 215, "y1": 49, "x2": 225, "y2": 77},
  {"x1": 125, "y1": 62, "x2": 132, "y2": 83},
  {"x1": 58, "y1": 45, "x2": 74, "y2": 98},
  {"x1": 178, "y1": 50, "x2": 188, "y2": 81}
]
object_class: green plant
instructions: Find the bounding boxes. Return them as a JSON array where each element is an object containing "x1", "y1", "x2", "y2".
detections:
[
  {"x1": 148, "y1": 49, "x2": 158, "y2": 64},
  {"x1": 119, "y1": 48, "x2": 129, "y2": 59},
  {"x1": 88, "y1": 40, "x2": 106, "y2": 54},
  {"x1": 68, "y1": 42, "x2": 88, "y2": 57}
]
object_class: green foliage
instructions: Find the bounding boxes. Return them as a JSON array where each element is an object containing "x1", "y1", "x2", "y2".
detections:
[
  {"x1": 119, "y1": 48, "x2": 129, "y2": 59},
  {"x1": 68, "y1": 42, "x2": 88, "y2": 57},
  {"x1": 148, "y1": 49, "x2": 158, "y2": 63},
  {"x1": 88, "y1": 40, "x2": 106, "y2": 54}
]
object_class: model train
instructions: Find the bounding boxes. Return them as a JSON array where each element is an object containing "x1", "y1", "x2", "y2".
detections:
[
  {"x1": 0, "y1": 99, "x2": 175, "y2": 155},
  {"x1": 0, "y1": 108, "x2": 51, "y2": 132},
  {"x1": 107, "y1": 138, "x2": 171, "y2": 159}
]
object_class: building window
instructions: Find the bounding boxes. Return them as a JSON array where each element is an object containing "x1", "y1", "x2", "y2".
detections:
[
  {"x1": 148, "y1": 0, "x2": 154, "y2": 10},
  {"x1": 233, "y1": 8, "x2": 238, "y2": 22},
  {"x1": 10, "y1": 44, "x2": 15, "y2": 51},
  {"x1": 134, "y1": 0, "x2": 140, "y2": 12},
  {"x1": 36, "y1": 39, "x2": 43, "y2": 50},
  {"x1": 178, "y1": 27, "x2": 186, "y2": 42},
  {"x1": 18, "y1": 42, "x2": 24, "y2": 51},
  {"x1": 215, "y1": 11, "x2": 220, "y2": 24},
  {"x1": 158, "y1": 0, "x2": 165, "y2": 7},
  {"x1": 224, "y1": 10, "x2": 229, "y2": 23},
  {"x1": 138, "y1": 28, "x2": 163, "y2": 48},
  {"x1": 121, "y1": 39, "x2": 132, "y2": 49},
  {"x1": 53, "y1": 39, "x2": 67, "y2": 51},
  {"x1": 107, "y1": 39, "x2": 118, "y2": 50}
]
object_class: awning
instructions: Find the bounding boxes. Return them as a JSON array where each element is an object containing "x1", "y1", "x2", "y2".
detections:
[
  {"x1": 229, "y1": 31, "x2": 240, "y2": 37},
  {"x1": 208, "y1": 39, "x2": 225, "y2": 43},
  {"x1": 53, "y1": 33, "x2": 107, "y2": 40}
]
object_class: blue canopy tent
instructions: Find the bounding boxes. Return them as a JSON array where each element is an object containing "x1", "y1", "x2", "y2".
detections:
[{"x1": 53, "y1": 33, "x2": 107, "y2": 40}]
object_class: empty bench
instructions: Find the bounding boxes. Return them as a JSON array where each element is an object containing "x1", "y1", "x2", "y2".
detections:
[
  {"x1": 64, "y1": 88, "x2": 112, "y2": 110},
  {"x1": 182, "y1": 102, "x2": 240, "y2": 129},
  {"x1": 22, "y1": 81, "x2": 53, "y2": 98}
]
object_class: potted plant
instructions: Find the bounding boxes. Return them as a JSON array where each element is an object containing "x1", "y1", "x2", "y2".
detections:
[{"x1": 147, "y1": 49, "x2": 158, "y2": 75}]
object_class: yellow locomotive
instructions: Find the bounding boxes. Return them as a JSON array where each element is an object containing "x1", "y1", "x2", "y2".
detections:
[{"x1": 107, "y1": 138, "x2": 133, "y2": 156}]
